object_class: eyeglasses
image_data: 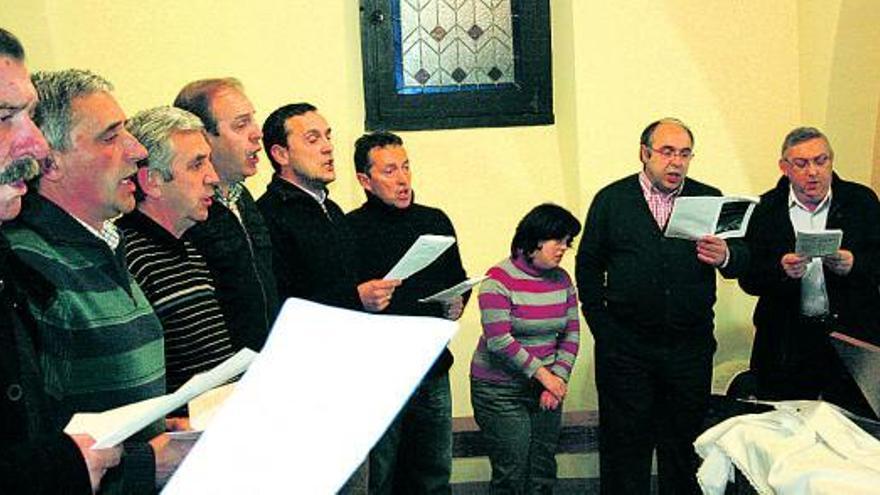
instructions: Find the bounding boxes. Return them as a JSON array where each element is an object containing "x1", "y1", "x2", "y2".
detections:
[
  {"x1": 648, "y1": 146, "x2": 694, "y2": 160},
  {"x1": 784, "y1": 154, "x2": 831, "y2": 169}
]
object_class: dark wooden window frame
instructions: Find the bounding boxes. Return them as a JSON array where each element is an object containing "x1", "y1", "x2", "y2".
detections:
[{"x1": 359, "y1": 0, "x2": 554, "y2": 131}]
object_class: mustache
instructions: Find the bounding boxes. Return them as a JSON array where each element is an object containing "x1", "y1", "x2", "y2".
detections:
[
  {"x1": 0, "y1": 156, "x2": 40, "y2": 186},
  {"x1": 0, "y1": 157, "x2": 40, "y2": 186}
]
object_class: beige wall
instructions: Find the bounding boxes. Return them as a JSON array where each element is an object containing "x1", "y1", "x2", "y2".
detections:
[
  {"x1": 799, "y1": 0, "x2": 880, "y2": 185},
  {"x1": 2, "y1": 0, "x2": 876, "y2": 418}
]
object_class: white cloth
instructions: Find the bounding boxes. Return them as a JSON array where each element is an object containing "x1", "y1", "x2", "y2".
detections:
[{"x1": 695, "y1": 400, "x2": 880, "y2": 495}]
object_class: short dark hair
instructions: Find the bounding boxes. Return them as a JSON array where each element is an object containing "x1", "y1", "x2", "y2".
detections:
[
  {"x1": 0, "y1": 28, "x2": 25, "y2": 60},
  {"x1": 173, "y1": 78, "x2": 243, "y2": 135},
  {"x1": 261, "y1": 102, "x2": 317, "y2": 174},
  {"x1": 780, "y1": 126, "x2": 833, "y2": 158},
  {"x1": 354, "y1": 131, "x2": 403, "y2": 175},
  {"x1": 639, "y1": 117, "x2": 694, "y2": 149},
  {"x1": 510, "y1": 203, "x2": 582, "y2": 259}
]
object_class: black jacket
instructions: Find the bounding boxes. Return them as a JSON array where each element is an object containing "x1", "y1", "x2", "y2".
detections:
[
  {"x1": 0, "y1": 237, "x2": 90, "y2": 494},
  {"x1": 347, "y1": 193, "x2": 469, "y2": 376},
  {"x1": 257, "y1": 176, "x2": 362, "y2": 310},
  {"x1": 184, "y1": 187, "x2": 279, "y2": 351},
  {"x1": 739, "y1": 174, "x2": 880, "y2": 374},
  {"x1": 576, "y1": 174, "x2": 748, "y2": 346}
]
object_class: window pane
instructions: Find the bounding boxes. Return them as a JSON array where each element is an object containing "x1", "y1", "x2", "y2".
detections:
[{"x1": 394, "y1": 0, "x2": 516, "y2": 94}]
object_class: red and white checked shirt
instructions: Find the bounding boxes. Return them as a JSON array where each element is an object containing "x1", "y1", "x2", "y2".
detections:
[{"x1": 638, "y1": 171, "x2": 683, "y2": 229}]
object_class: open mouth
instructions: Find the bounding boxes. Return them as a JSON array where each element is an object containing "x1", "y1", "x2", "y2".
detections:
[{"x1": 246, "y1": 150, "x2": 260, "y2": 163}]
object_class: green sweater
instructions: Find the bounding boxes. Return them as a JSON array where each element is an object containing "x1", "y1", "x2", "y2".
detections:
[{"x1": 2, "y1": 193, "x2": 165, "y2": 493}]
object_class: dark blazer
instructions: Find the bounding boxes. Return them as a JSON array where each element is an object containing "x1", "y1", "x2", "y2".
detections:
[
  {"x1": 184, "y1": 187, "x2": 279, "y2": 351},
  {"x1": 0, "y1": 237, "x2": 90, "y2": 494},
  {"x1": 739, "y1": 173, "x2": 880, "y2": 374},
  {"x1": 257, "y1": 176, "x2": 363, "y2": 310},
  {"x1": 576, "y1": 173, "x2": 748, "y2": 347}
]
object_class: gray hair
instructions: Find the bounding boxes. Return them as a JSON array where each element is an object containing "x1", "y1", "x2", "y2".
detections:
[
  {"x1": 127, "y1": 106, "x2": 205, "y2": 182},
  {"x1": 31, "y1": 69, "x2": 113, "y2": 152},
  {"x1": 780, "y1": 126, "x2": 834, "y2": 158}
]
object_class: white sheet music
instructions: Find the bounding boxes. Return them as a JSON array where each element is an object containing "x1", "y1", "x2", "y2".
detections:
[
  {"x1": 162, "y1": 298, "x2": 458, "y2": 495},
  {"x1": 665, "y1": 196, "x2": 759, "y2": 240},
  {"x1": 795, "y1": 229, "x2": 842, "y2": 257},
  {"x1": 419, "y1": 276, "x2": 487, "y2": 303},
  {"x1": 64, "y1": 349, "x2": 256, "y2": 449},
  {"x1": 383, "y1": 235, "x2": 455, "y2": 280}
]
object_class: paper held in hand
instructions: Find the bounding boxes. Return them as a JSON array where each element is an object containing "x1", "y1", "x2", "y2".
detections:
[
  {"x1": 795, "y1": 229, "x2": 842, "y2": 258},
  {"x1": 64, "y1": 348, "x2": 257, "y2": 449},
  {"x1": 419, "y1": 275, "x2": 488, "y2": 303},
  {"x1": 383, "y1": 234, "x2": 456, "y2": 280},
  {"x1": 664, "y1": 196, "x2": 759, "y2": 240}
]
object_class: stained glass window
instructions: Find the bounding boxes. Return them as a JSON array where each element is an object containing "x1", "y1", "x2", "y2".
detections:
[
  {"x1": 393, "y1": 0, "x2": 516, "y2": 94},
  {"x1": 361, "y1": 0, "x2": 553, "y2": 130}
]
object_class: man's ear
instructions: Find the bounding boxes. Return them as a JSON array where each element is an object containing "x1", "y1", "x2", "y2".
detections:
[
  {"x1": 269, "y1": 144, "x2": 288, "y2": 167},
  {"x1": 39, "y1": 151, "x2": 63, "y2": 182},
  {"x1": 778, "y1": 159, "x2": 788, "y2": 176},
  {"x1": 639, "y1": 144, "x2": 650, "y2": 165},
  {"x1": 136, "y1": 167, "x2": 162, "y2": 199},
  {"x1": 356, "y1": 172, "x2": 373, "y2": 192}
]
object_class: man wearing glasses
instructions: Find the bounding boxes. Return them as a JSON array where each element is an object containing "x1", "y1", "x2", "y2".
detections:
[
  {"x1": 740, "y1": 127, "x2": 880, "y2": 418},
  {"x1": 576, "y1": 118, "x2": 747, "y2": 494}
]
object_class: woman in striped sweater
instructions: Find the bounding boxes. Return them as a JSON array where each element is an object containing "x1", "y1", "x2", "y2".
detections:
[{"x1": 470, "y1": 203, "x2": 582, "y2": 494}]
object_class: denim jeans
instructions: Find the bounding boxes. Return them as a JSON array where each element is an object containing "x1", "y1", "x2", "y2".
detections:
[
  {"x1": 471, "y1": 378, "x2": 562, "y2": 495},
  {"x1": 369, "y1": 372, "x2": 453, "y2": 495}
]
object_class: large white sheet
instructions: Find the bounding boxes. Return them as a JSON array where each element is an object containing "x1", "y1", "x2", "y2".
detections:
[
  {"x1": 163, "y1": 298, "x2": 458, "y2": 494},
  {"x1": 695, "y1": 400, "x2": 880, "y2": 495}
]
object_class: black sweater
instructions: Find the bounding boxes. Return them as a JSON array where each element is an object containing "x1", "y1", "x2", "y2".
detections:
[
  {"x1": 347, "y1": 193, "x2": 469, "y2": 376},
  {"x1": 576, "y1": 174, "x2": 748, "y2": 345},
  {"x1": 257, "y1": 176, "x2": 362, "y2": 310}
]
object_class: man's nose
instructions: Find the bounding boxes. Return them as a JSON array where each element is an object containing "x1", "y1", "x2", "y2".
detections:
[{"x1": 13, "y1": 116, "x2": 49, "y2": 161}]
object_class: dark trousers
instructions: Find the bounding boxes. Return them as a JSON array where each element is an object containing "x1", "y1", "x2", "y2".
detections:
[
  {"x1": 594, "y1": 332, "x2": 714, "y2": 495},
  {"x1": 369, "y1": 373, "x2": 452, "y2": 495},
  {"x1": 471, "y1": 378, "x2": 562, "y2": 495}
]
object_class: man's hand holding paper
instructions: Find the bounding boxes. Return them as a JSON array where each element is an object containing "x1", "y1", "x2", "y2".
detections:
[
  {"x1": 358, "y1": 278, "x2": 402, "y2": 312},
  {"x1": 696, "y1": 235, "x2": 729, "y2": 267},
  {"x1": 823, "y1": 249, "x2": 853, "y2": 275},
  {"x1": 442, "y1": 296, "x2": 464, "y2": 320},
  {"x1": 151, "y1": 432, "x2": 198, "y2": 489}
]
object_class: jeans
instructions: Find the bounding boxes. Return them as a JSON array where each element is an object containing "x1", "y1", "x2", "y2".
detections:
[
  {"x1": 369, "y1": 373, "x2": 452, "y2": 495},
  {"x1": 471, "y1": 378, "x2": 562, "y2": 495}
]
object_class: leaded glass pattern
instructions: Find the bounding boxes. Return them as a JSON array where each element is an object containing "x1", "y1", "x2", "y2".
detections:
[{"x1": 393, "y1": 0, "x2": 516, "y2": 94}]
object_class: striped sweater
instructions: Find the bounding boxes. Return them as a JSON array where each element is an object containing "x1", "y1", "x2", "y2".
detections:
[
  {"x1": 2, "y1": 194, "x2": 165, "y2": 493},
  {"x1": 471, "y1": 256, "x2": 580, "y2": 384},
  {"x1": 118, "y1": 210, "x2": 235, "y2": 394}
]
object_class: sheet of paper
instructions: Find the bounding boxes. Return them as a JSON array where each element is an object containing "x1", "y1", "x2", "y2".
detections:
[
  {"x1": 383, "y1": 234, "x2": 455, "y2": 280},
  {"x1": 65, "y1": 348, "x2": 257, "y2": 449},
  {"x1": 419, "y1": 275, "x2": 487, "y2": 303},
  {"x1": 163, "y1": 298, "x2": 458, "y2": 495},
  {"x1": 795, "y1": 229, "x2": 842, "y2": 257},
  {"x1": 665, "y1": 196, "x2": 758, "y2": 240},
  {"x1": 188, "y1": 382, "x2": 237, "y2": 431}
]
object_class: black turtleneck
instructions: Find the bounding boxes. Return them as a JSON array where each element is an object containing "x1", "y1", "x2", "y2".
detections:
[{"x1": 346, "y1": 192, "x2": 469, "y2": 376}]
